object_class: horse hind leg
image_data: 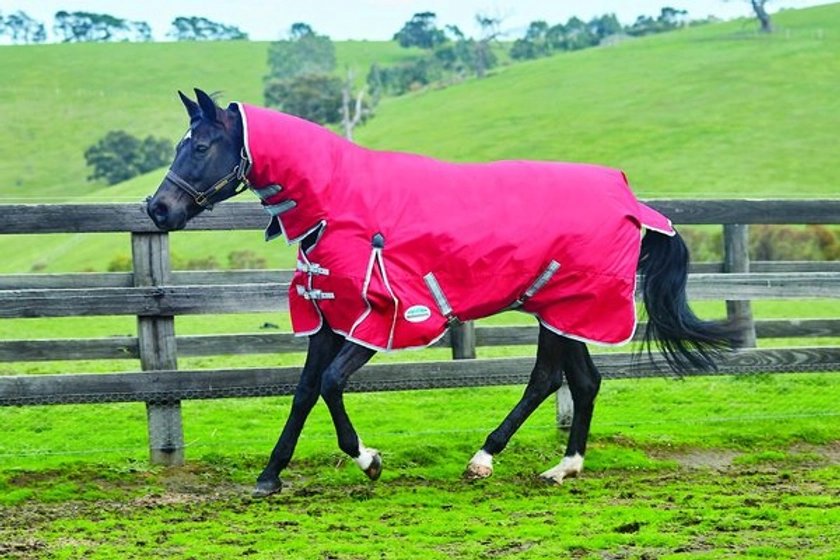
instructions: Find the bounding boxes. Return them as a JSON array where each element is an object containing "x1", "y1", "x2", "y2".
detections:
[
  {"x1": 464, "y1": 325, "x2": 565, "y2": 480},
  {"x1": 539, "y1": 339, "x2": 601, "y2": 485}
]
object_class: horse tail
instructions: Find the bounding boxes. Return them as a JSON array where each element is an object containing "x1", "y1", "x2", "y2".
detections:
[{"x1": 638, "y1": 230, "x2": 742, "y2": 373}]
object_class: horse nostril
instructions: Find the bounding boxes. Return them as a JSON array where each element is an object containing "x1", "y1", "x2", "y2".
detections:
[{"x1": 147, "y1": 199, "x2": 169, "y2": 224}]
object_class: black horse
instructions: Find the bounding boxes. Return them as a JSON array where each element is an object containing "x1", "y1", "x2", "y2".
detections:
[{"x1": 146, "y1": 89, "x2": 739, "y2": 498}]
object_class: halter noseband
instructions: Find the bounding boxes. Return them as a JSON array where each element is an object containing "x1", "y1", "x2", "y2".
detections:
[{"x1": 165, "y1": 147, "x2": 251, "y2": 210}]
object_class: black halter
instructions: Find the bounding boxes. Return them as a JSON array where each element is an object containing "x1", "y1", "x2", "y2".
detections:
[{"x1": 165, "y1": 147, "x2": 251, "y2": 210}]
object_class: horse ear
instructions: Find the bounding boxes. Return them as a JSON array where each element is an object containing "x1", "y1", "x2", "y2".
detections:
[
  {"x1": 195, "y1": 88, "x2": 220, "y2": 122},
  {"x1": 179, "y1": 90, "x2": 200, "y2": 120}
]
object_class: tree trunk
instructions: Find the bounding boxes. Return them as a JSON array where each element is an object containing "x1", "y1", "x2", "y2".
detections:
[{"x1": 751, "y1": 0, "x2": 773, "y2": 33}]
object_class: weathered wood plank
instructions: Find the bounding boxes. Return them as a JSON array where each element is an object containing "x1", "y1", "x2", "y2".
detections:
[
  {"x1": 0, "y1": 273, "x2": 835, "y2": 319},
  {"x1": 0, "y1": 283, "x2": 289, "y2": 317},
  {"x1": 686, "y1": 272, "x2": 840, "y2": 299},
  {"x1": 646, "y1": 199, "x2": 840, "y2": 225},
  {"x1": 0, "y1": 270, "x2": 295, "y2": 290},
  {"x1": 1, "y1": 319, "x2": 838, "y2": 363},
  {"x1": 4, "y1": 264, "x2": 838, "y2": 291},
  {"x1": 1, "y1": 200, "x2": 839, "y2": 235},
  {"x1": 133, "y1": 232, "x2": 183, "y2": 466},
  {"x1": 0, "y1": 202, "x2": 267, "y2": 234},
  {"x1": 1, "y1": 347, "x2": 837, "y2": 406},
  {"x1": 473, "y1": 319, "x2": 840, "y2": 348},
  {"x1": 723, "y1": 224, "x2": 757, "y2": 347}
]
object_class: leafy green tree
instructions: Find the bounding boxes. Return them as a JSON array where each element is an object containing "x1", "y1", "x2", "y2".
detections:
[
  {"x1": 393, "y1": 12, "x2": 447, "y2": 49},
  {"x1": 84, "y1": 130, "x2": 172, "y2": 185},
  {"x1": 53, "y1": 11, "x2": 134, "y2": 42},
  {"x1": 510, "y1": 20, "x2": 551, "y2": 60},
  {"x1": 266, "y1": 23, "x2": 336, "y2": 80},
  {"x1": 167, "y1": 16, "x2": 248, "y2": 41},
  {"x1": 1, "y1": 11, "x2": 46, "y2": 44},
  {"x1": 589, "y1": 14, "x2": 623, "y2": 40},
  {"x1": 263, "y1": 24, "x2": 365, "y2": 129},
  {"x1": 264, "y1": 73, "x2": 344, "y2": 125}
]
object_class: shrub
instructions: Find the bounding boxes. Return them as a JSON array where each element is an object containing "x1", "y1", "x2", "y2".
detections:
[{"x1": 84, "y1": 130, "x2": 172, "y2": 185}]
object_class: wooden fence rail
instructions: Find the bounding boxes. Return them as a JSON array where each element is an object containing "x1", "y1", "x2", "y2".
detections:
[{"x1": 1, "y1": 200, "x2": 839, "y2": 465}]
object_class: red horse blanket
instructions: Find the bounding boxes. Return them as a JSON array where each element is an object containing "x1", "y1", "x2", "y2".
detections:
[{"x1": 239, "y1": 103, "x2": 674, "y2": 351}]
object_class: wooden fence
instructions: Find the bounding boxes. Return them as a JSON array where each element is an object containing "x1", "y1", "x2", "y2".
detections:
[{"x1": 1, "y1": 200, "x2": 839, "y2": 465}]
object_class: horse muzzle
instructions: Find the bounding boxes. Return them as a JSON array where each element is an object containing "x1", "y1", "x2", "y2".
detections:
[{"x1": 146, "y1": 195, "x2": 188, "y2": 231}]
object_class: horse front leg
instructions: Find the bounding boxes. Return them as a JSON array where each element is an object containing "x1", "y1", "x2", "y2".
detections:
[
  {"x1": 465, "y1": 325, "x2": 565, "y2": 480},
  {"x1": 252, "y1": 326, "x2": 345, "y2": 498},
  {"x1": 319, "y1": 341, "x2": 379, "y2": 480}
]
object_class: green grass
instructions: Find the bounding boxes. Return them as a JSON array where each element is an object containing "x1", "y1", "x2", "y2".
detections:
[{"x1": 1, "y1": 377, "x2": 838, "y2": 558}]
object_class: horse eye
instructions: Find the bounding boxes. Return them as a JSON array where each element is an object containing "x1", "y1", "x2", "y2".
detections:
[{"x1": 195, "y1": 144, "x2": 209, "y2": 154}]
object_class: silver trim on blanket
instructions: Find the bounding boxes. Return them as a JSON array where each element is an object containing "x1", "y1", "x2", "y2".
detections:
[
  {"x1": 423, "y1": 272, "x2": 454, "y2": 319},
  {"x1": 349, "y1": 245, "x2": 400, "y2": 350}
]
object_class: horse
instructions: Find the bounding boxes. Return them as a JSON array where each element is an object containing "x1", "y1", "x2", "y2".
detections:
[{"x1": 146, "y1": 88, "x2": 740, "y2": 498}]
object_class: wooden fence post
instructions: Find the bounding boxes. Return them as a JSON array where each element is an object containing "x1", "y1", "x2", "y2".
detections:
[
  {"x1": 555, "y1": 385, "x2": 574, "y2": 430},
  {"x1": 723, "y1": 224, "x2": 757, "y2": 348},
  {"x1": 450, "y1": 321, "x2": 477, "y2": 360},
  {"x1": 132, "y1": 232, "x2": 184, "y2": 466}
]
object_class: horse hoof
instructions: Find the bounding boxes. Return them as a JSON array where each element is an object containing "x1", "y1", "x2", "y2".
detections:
[
  {"x1": 252, "y1": 478, "x2": 283, "y2": 498},
  {"x1": 538, "y1": 473, "x2": 564, "y2": 486},
  {"x1": 463, "y1": 464, "x2": 493, "y2": 481},
  {"x1": 364, "y1": 452, "x2": 382, "y2": 481}
]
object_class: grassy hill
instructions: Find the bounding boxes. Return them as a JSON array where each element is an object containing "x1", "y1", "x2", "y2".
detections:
[
  {"x1": 356, "y1": 4, "x2": 840, "y2": 198},
  {"x1": 0, "y1": 5, "x2": 837, "y2": 273},
  {"x1": 0, "y1": 40, "x2": 417, "y2": 201}
]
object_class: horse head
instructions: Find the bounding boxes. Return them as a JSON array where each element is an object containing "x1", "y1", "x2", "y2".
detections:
[{"x1": 146, "y1": 88, "x2": 248, "y2": 231}]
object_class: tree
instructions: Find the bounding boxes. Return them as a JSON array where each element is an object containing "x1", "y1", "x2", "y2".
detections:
[
  {"x1": 340, "y1": 70, "x2": 373, "y2": 141},
  {"x1": 748, "y1": 0, "x2": 773, "y2": 32},
  {"x1": 84, "y1": 131, "x2": 172, "y2": 185},
  {"x1": 393, "y1": 12, "x2": 447, "y2": 49},
  {"x1": 266, "y1": 24, "x2": 335, "y2": 80},
  {"x1": 264, "y1": 73, "x2": 344, "y2": 125},
  {"x1": 1, "y1": 10, "x2": 46, "y2": 44},
  {"x1": 168, "y1": 16, "x2": 248, "y2": 41},
  {"x1": 588, "y1": 13, "x2": 623, "y2": 41},
  {"x1": 129, "y1": 21, "x2": 153, "y2": 42},
  {"x1": 725, "y1": 0, "x2": 772, "y2": 32},
  {"x1": 470, "y1": 14, "x2": 501, "y2": 78},
  {"x1": 262, "y1": 24, "x2": 363, "y2": 128},
  {"x1": 53, "y1": 11, "x2": 132, "y2": 42},
  {"x1": 510, "y1": 20, "x2": 551, "y2": 60}
]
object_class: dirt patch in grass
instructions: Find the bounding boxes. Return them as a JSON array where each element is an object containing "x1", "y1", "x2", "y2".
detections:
[
  {"x1": 2, "y1": 443, "x2": 839, "y2": 559},
  {"x1": 648, "y1": 441, "x2": 840, "y2": 471}
]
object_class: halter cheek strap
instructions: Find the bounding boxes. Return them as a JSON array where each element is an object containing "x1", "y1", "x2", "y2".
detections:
[{"x1": 165, "y1": 147, "x2": 251, "y2": 210}]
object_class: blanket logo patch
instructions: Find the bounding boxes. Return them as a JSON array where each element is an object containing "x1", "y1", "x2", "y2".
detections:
[{"x1": 404, "y1": 305, "x2": 432, "y2": 323}]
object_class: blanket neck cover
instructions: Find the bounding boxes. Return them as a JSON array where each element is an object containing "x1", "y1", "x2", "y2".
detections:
[{"x1": 238, "y1": 103, "x2": 675, "y2": 352}]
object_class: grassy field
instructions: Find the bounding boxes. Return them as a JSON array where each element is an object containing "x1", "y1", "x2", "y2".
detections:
[
  {"x1": 1, "y1": 6, "x2": 839, "y2": 559},
  {"x1": 0, "y1": 39, "x2": 418, "y2": 201},
  {"x1": 1, "y1": 376, "x2": 838, "y2": 559}
]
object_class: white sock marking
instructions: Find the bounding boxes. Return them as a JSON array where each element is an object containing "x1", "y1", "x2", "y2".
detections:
[
  {"x1": 540, "y1": 453, "x2": 584, "y2": 483},
  {"x1": 354, "y1": 440, "x2": 378, "y2": 471},
  {"x1": 469, "y1": 449, "x2": 493, "y2": 470}
]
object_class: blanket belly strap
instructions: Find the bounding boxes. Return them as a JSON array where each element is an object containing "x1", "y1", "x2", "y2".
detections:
[
  {"x1": 503, "y1": 260, "x2": 562, "y2": 312},
  {"x1": 296, "y1": 285, "x2": 335, "y2": 300},
  {"x1": 423, "y1": 272, "x2": 458, "y2": 324}
]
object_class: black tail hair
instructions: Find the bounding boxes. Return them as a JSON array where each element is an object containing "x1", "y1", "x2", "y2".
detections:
[{"x1": 638, "y1": 230, "x2": 742, "y2": 373}]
